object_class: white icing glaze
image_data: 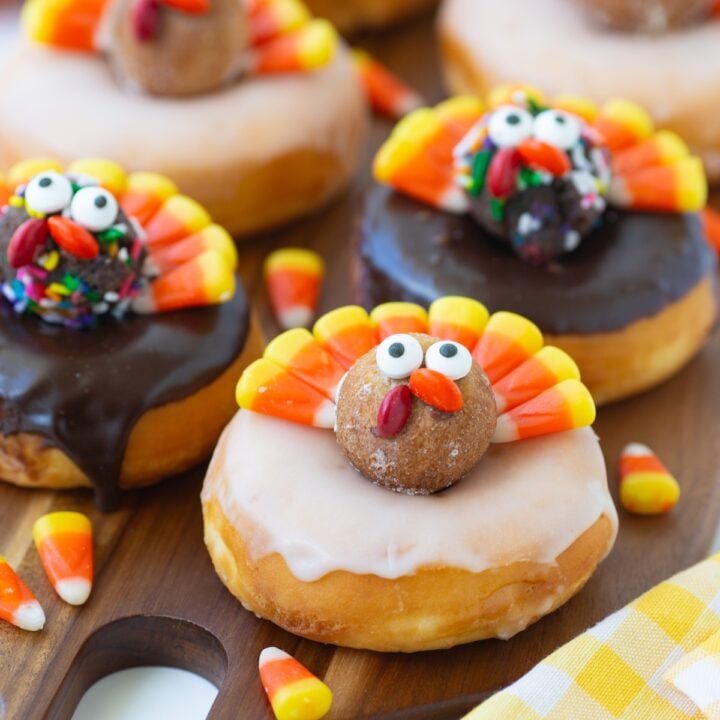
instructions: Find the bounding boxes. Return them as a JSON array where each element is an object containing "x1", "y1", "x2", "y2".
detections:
[
  {"x1": 441, "y1": 0, "x2": 720, "y2": 175},
  {"x1": 203, "y1": 410, "x2": 618, "y2": 582}
]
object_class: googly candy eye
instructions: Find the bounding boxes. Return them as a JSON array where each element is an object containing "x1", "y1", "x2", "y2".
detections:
[
  {"x1": 70, "y1": 187, "x2": 119, "y2": 232},
  {"x1": 24, "y1": 171, "x2": 73, "y2": 214},
  {"x1": 533, "y1": 110, "x2": 581, "y2": 150},
  {"x1": 376, "y1": 333, "x2": 423, "y2": 379},
  {"x1": 487, "y1": 105, "x2": 533, "y2": 148},
  {"x1": 425, "y1": 340, "x2": 473, "y2": 380}
]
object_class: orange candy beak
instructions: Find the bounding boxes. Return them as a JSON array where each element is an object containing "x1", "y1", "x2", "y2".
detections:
[
  {"x1": 408, "y1": 368, "x2": 463, "y2": 414},
  {"x1": 516, "y1": 138, "x2": 571, "y2": 176}
]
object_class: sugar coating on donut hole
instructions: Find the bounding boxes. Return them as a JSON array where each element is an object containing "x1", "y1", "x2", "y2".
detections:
[
  {"x1": 335, "y1": 333, "x2": 497, "y2": 494},
  {"x1": 102, "y1": 0, "x2": 249, "y2": 96}
]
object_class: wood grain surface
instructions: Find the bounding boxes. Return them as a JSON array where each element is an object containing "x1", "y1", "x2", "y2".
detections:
[{"x1": 1, "y1": 11, "x2": 720, "y2": 720}]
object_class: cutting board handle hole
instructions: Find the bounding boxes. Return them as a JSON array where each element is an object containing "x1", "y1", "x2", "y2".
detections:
[{"x1": 46, "y1": 615, "x2": 228, "y2": 720}]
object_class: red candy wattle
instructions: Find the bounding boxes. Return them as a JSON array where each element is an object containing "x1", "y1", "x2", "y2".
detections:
[
  {"x1": 7, "y1": 218, "x2": 48, "y2": 268},
  {"x1": 487, "y1": 147, "x2": 521, "y2": 198},
  {"x1": 132, "y1": 0, "x2": 161, "y2": 41},
  {"x1": 376, "y1": 384, "x2": 412, "y2": 437},
  {"x1": 47, "y1": 216, "x2": 100, "y2": 260}
]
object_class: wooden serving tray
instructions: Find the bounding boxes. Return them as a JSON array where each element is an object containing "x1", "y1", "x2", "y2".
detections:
[{"x1": 2, "y1": 13, "x2": 720, "y2": 720}]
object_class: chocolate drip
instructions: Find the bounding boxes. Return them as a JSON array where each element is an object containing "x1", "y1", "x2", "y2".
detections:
[
  {"x1": 358, "y1": 187, "x2": 716, "y2": 334},
  {"x1": 0, "y1": 287, "x2": 249, "y2": 510}
]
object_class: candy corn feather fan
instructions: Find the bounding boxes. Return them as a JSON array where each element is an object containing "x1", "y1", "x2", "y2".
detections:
[
  {"x1": 237, "y1": 297, "x2": 596, "y2": 443},
  {"x1": 374, "y1": 92, "x2": 706, "y2": 215},
  {"x1": 22, "y1": 0, "x2": 338, "y2": 75}
]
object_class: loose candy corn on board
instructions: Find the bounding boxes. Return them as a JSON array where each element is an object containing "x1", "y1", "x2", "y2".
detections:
[{"x1": 1, "y1": 13, "x2": 720, "y2": 720}]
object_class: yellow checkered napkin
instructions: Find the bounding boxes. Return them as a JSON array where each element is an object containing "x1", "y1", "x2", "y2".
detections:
[{"x1": 464, "y1": 554, "x2": 720, "y2": 719}]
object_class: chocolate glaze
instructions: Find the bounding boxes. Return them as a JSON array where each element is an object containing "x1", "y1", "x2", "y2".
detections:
[
  {"x1": 0, "y1": 286, "x2": 249, "y2": 510},
  {"x1": 358, "y1": 187, "x2": 716, "y2": 334}
]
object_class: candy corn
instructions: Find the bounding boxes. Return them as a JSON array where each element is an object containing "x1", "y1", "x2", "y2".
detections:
[
  {"x1": 237, "y1": 359, "x2": 336, "y2": 427},
  {"x1": 7, "y1": 157, "x2": 63, "y2": 189},
  {"x1": 147, "y1": 224, "x2": 238, "y2": 274},
  {"x1": 313, "y1": 306, "x2": 377, "y2": 369},
  {"x1": 552, "y1": 95, "x2": 599, "y2": 123},
  {"x1": 264, "y1": 248, "x2": 324, "y2": 330},
  {"x1": 22, "y1": 0, "x2": 107, "y2": 51},
  {"x1": 609, "y1": 157, "x2": 707, "y2": 213},
  {"x1": 0, "y1": 556, "x2": 45, "y2": 631},
  {"x1": 428, "y1": 296, "x2": 489, "y2": 351},
  {"x1": 248, "y1": 0, "x2": 310, "y2": 45},
  {"x1": 702, "y1": 207, "x2": 720, "y2": 255},
  {"x1": 120, "y1": 172, "x2": 179, "y2": 225},
  {"x1": 33, "y1": 512, "x2": 93, "y2": 606},
  {"x1": 619, "y1": 443, "x2": 680, "y2": 515},
  {"x1": 373, "y1": 97, "x2": 485, "y2": 213},
  {"x1": 370, "y1": 302, "x2": 428, "y2": 339},
  {"x1": 67, "y1": 158, "x2": 127, "y2": 197},
  {"x1": 142, "y1": 194, "x2": 212, "y2": 247},
  {"x1": 264, "y1": 328, "x2": 346, "y2": 401},
  {"x1": 487, "y1": 83, "x2": 545, "y2": 111},
  {"x1": 472, "y1": 311, "x2": 543, "y2": 385},
  {"x1": 352, "y1": 49, "x2": 424, "y2": 120},
  {"x1": 492, "y1": 346, "x2": 580, "y2": 413},
  {"x1": 612, "y1": 131, "x2": 689, "y2": 176},
  {"x1": 251, "y1": 19, "x2": 336, "y2": 74},
  {"x1": 132, "y1": 250, "x2": 235, "y2": 313},
  {"x1": 492, "y1": 379, "x2": 595, "y2": 442},
  {"x1": 259, "y1": 647, "x2": 333, "y2": 720},
  {"x1": 593, "y1": 98, "x2": 654, "y2": 153}
]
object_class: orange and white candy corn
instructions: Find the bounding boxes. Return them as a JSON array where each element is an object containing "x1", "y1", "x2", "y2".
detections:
[
  {"x1": 492, "y1": 346, "x2": 580, "y2": 414},
  {"x1": 237, "y1": 358, "x2": 336, "y2": 427},
  {"x1": 259, "y1": 647, "x2": 333, "y2": 720},
  {"x1": 313, "y1": 306, "x2": 377, "y2": 369},
  {"x1": 0, "y1": 556, "x2": 45, "y2": 631},
  {"x1": 265, "y1": 328, "x2": 346, "y2": 401},
  {"x1": 352, "y1": 49, "x2": 424, "y2": 120},
  {"x1": 120, "y1": 172, "x2": 179, "y2": 226},
  {"x1": 22, "y1": 0, "x2": 107, "y2": 52},
  {"x1": 619, "y1": 443, "x2": 680, "y2": 515},
  {"x1": 265, "y1": 248, "x2": 324, "y2": 330},
  {"x1": 132, "y1": 250, "x2": 235, "y2": 313},
  {"x1": 34, "y1": 511, "x2": 93, "y2": 606},
  {"x1": 612, "y1": 130, "x2": 689, "y2": 176},
  {"x1": 370, "y1": 301, "x2": 428, "y2": 339},
  {"x1": 147, "y1": 224, "x2": 238, "y2": 275},
  {"x1": 142, "y1": 194, "x2": 212, "y2": 248},
  {"x1": 493, "y1": 379, "x2": 595, "y2": 442},
  {"x1": 472, "y1": 311, "x2": 543, "y2": 385},
  {"x1": 593, "y1": 98, "x2": 654, "y2": 153},
  {"x1": 251, "y1": 19, "x2": 336, "y2": 74},
  {"x1": 248, "y1": 0, "x2": 310, "y2": 45},
  {"x1": 428, "y1": 296, "x2": 489, "y2": 351}
]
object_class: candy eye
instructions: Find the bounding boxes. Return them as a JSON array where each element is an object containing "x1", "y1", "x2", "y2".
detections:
[
  {"x1": 70, "y1": 187, "x2": 119, "y2": 232},
  {"x1": 533, "y1": 110, "x2": 581, "y2": 150},
  {"x1": 425, "y1": 341, "x2": 473, "y2": 380},
  {"x1": 376, "y1": 334, "x2": 423, "y2": 379},
  {"x1": 487, "y1": 105, "x2": 533, "y2": 148},
  {"x1": 24, "y1": 171, "x2": 73, "y2": 214}
]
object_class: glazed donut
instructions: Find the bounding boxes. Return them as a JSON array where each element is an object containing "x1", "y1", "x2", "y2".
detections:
[
  {"x1": 439, "y1": 0, "x2": 720, "y2": 182},
  {"x1": 0, "y1": 0, "x2": 368, "y2": 236},
  {"x1": 361, "y1": 94, "x2": 717, "y2": 404},
  {"x1": 0, "y1": 159, "x2": 260, "y2": 510},
  {"x1": 203, "y1": 298, "x2": 617, "y2": 651},
  {"x1": 304, "y1": 0, "x2": 437, "y2": 34}
]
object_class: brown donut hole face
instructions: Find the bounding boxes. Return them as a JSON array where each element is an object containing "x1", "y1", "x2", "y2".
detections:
[
  {"x1": 573, "y1": 0, "x2": 714, "y2": 32},
  {"x1": 105, "y1": 0, "x2": 249, "y2": 96},
  {"x1": 335, "y1": 333, "x2": 497, "y2": 494}
]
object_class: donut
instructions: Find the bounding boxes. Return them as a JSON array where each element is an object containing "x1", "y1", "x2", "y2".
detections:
[
  {"x1": 439, "y1": 0, "x2": 720, "y2": 182},
  {"x1": 202, "y1": 298, "x2": 618, "y2": 652},
  {"x1": 358, "y1": 93, "x2": 717, "y2": 405},
  {"x1": 0, "y1": 0, "x2": 368, "y2": 237},
  {"x1": 0, "y1": 158, "x2": 261, "y2": 510},
  {"x1": 303, "y1": 0, "x2": 437, "y2": 34}
]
